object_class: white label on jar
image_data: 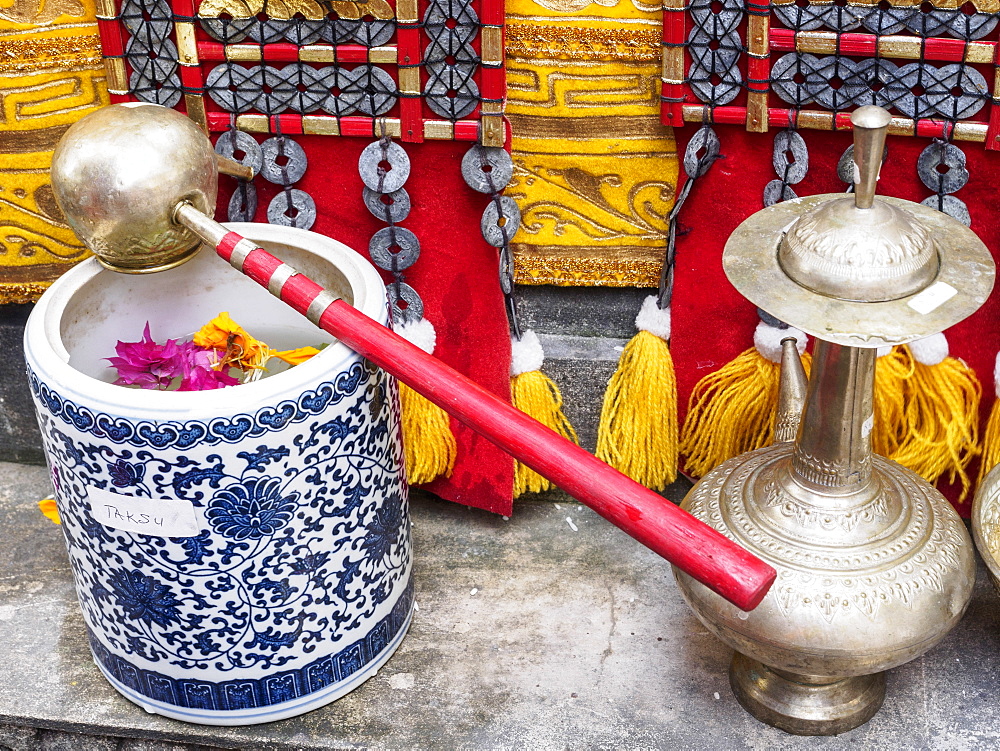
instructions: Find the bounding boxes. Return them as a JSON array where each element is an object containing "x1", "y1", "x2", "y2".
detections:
[
  {"x1": 907, "y1": 282, "x2": 957, "y2": 315},
  {"x1": 862, "y1": 414, "x2": 874, "y2": 437},
  {"x1": 88, "y1": 487, "x2": 200, "y2": 538}
]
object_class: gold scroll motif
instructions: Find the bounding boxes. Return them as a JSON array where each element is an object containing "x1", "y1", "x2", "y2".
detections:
[
  {"x1": 507, "y1": 0, "x2": 677, "y2": 287},
  {"x1": 198, "y1": 0, "x2": 395, "y2": 21},
  {"x1": 0, "y1": 0, "x2": 108, "y2": 303}
]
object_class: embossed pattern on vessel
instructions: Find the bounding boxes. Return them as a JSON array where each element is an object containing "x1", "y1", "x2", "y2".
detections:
[{"x1": 687, "y1": 444, "x2": 967, "y2": 622}]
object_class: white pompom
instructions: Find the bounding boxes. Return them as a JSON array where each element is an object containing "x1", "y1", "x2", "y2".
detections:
[
  {"x1": 876, "y1": 345, "x2": 894, "y2": 358},
  {"x1": 754, "y1": 322, "x2": 807, "y2": 364},
  {"x1": 993, "y1": 351, "x2": 1000, "y2": 398},
  {"x1": 634, "y1": 295, "x2": 671, "y2": 341},
  {"x1": 511, "y1": 329, "x2": 544, "y2": 377},
  {"x1": 909, "y1": 333, "x2": 948, "y2": 366},
  {"x1": 394, "y1": 317, "x2": 436, "y2": 355}
]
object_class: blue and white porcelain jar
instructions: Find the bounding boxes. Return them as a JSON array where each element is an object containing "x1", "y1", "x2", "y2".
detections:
[{"x1": 24, "y1": 224, "x2": 412, "y2": 725}]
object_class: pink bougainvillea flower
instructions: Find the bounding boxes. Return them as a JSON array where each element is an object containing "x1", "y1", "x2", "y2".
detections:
[
  {"x1": 108, "y1": 323, "x2": 237, "y2": 392},
  {"x1": 108, "y1": 323, "x2": 189, "y2": 389},
  {"x1": 179, "y1": 363, "x2": 240, "y2": 391}
]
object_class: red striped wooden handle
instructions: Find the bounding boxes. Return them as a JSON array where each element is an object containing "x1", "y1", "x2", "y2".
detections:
[{"x1": 214, "y1": 230, "x2": 776, "y2": 611}]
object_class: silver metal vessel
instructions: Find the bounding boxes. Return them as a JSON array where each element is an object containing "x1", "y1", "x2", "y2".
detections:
[{"x1": 674, "y1": 106, "x2": 995, "y2": 735}]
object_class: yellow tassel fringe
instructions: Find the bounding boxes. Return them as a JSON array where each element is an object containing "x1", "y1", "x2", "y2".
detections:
[
  {"x1": 680, "y1": 348, "x2": 811, "y2": 477},
  {"x1": 398, "y1": 382, "x2": 457, "y2": 486},
  {"x1": 680, "y1": 342, "x2": 983, "y2": 501},
  {"x1": 873, "y1": 346, "x2": 915, "y2": 458},
  {"x1": 512, "y1": 369, "x2": 578, "y2": 497},
  {"x1": 980, "y1": 399, "x2": 1000, "y2": 486},
  {"x1": 889, "y1": 346, "x2": 981, "y2": 502},
  {"x1": 596, "y1": 330, "x2": 678, "y2": 491}
]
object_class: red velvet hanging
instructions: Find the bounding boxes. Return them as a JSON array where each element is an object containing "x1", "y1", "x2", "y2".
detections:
[
  {"x1": 671, "y1": 125, "x2": 1000, "y2": 516},
  {"x1": 216, "y1": 136, "x2": 516, "y2": 514}
]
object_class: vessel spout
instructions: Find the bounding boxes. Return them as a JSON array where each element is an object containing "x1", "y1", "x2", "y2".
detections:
[{"x1": 774, "y1": 336, "x2": 807, "y2": 444}]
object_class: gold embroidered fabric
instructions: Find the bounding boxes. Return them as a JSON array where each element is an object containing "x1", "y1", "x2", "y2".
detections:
[
  {"x1": 506, "y1": 0, "x2": 677, "y2": 287},
  {"x1": 0, "y1": 0, "x2": 107, "y2": 304}
]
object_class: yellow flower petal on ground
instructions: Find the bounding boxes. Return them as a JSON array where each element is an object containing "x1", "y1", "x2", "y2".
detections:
[
  {"x1": 271, "y1": 346, "x2": 321, "y2": 366},
  {"x1": 39, "y1": 497, "x2": 61, "y2": 524}
]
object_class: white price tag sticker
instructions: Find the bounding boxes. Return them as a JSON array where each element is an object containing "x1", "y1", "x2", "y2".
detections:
[
  {"x1": 907, "y1": 282, "x2": 957, "y2": 315},
  {"x1": 88, "y1": 487, "x2": 201, "y2": 538}
]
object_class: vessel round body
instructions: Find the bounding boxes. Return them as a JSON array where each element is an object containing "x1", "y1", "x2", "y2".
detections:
[
  {"x1": 24, "y1": 224, "x2": 412, "y2": 725},
  {"x1": 674, "y1": 443, "x2": 975, "y2": 679}
]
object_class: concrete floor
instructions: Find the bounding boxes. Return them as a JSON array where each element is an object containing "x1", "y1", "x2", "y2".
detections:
[{"x1": 2, "y1": 460, "x2": 1000, "y2": 750}]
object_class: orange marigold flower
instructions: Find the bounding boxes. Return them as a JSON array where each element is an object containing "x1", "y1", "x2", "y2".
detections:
[
  {"x1": 271, "y1": 346, "x2": 321, "y2": 366},
  {"x1": 194, "y1": 312, "x2": 271, "y2": 372}
]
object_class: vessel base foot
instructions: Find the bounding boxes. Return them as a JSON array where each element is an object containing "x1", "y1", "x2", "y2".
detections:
[{"x1": 729, "y1": 652, "x2": 885, "y2": 736}]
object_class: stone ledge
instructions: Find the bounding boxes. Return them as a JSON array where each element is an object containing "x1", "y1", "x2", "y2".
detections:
[{"x1": 2, "y1": 461, "x2": 999, "y2": 749}]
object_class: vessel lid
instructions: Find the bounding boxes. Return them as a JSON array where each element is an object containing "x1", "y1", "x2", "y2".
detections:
[{"x1": 723, "y1": 107, "x2": 994, "y2": 348}]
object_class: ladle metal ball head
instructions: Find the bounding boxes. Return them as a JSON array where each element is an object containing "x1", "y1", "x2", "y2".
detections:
[{"x1": 49, "y1": 103, "x2": 777, "y2": 612}]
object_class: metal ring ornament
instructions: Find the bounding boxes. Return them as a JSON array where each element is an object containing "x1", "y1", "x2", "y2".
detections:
[
  {"x1": 948, "y1": 11, "x2": 998, "y2": 40},
  {"x1": 687, "y1": 30, "x2": 742, "y2": 73},
  {"x1": 121, "y1": 0, "x2": 172, "y2": 31},
  {"x1": 498, "y1": 246, "x2": 514, "y2": 295},
  {"x1": 771, "y1": 130, "x2": 809, "y2": 186},
  {"x1": 917, "y1": 142, "x2": 969, "y2": 195},
  {"x1": 773, "y1": 2, "x2": 826, "y2": 31},
  {"x1": 129, "y1": 69, "x2": 182, "y2": 108},
  {"x1": 370, "y1": 227, "x2": 421, "y2": 272},
  {"x1": 926, "y1": 64, "x2": 989, "y2": 120},
  {"x1": 424, "y1": 62, "x2": 480, "y2": 119},
  {"x1": 425, "y1": 32, "x2": 480, "y2": 63},
  {"x1": 861, "y1": 6, "x2": 912, "y2": 34},
  {"x1": 263, "y1": 64, "x2": 328, "y2": 114},
  {"x1": 855, "y1": 58, "x2": 909, "y2": 112},
  {"x1": 260, "y1": 137, "x2": 309, "y2": 185},
  {"x1": 688, "y1": 0, "x2": 744, "y2": 35},
  {"x1": 424, "y1": 0, "x2": 480, "y2": 61},
  {"x1": 763, "y1": 180, "x2": 798, "y2": 207},
  {"x1": 358, "y1": 140, "x2": 411, "y2": 193},
  {"x1": 770, "y1": 54, "x2": 823, "y2": 107},
  {"x1": 199, "y1": 17, "x2": 253, "y2": 43},
  {"x1": 205, "y1": 64, "x2": 261, "y2": 113},
  {"x1": 688, "y1": 60, "x2": 742, "y2": 106},
  {"x1": 818, "y1": 3, "x2": 866, "y2": 31},
  {"x1": 266, "y1": 189, "x2": 317, "y2": 230},
  {"x1": 338, "y1": 66, "x2": 397, "y2": 117},
  {"x1": 351, "y1": 19, "x2": 395, "y2": 47},
  {"x1": 215, "y1": 130, "x2": 263, "y2": 176},
  {"x1": 320, "y1": 18, "x2": 359, "y2": 44},
  {"x1": 387, "y1": 282, "x2": 424, "y2": 325},
  {"x1": 363, "y1": 187, "x2": 412, "y2": 223},
  {"x1": 895, "y1": 62, "x2": 989, "y2": 120},
  {"x1": 904, "y1": 7, "x2": 956, "y2": 37},
  {"x1": 321, "y1": 67, "x2": 360, "y2": 116},
  {"x1": 245, "y1": 18, "x2": 290, "y2": 44},
  {"x1": 480, "y1": 196, "x2": 521, "y2": 248},
  {"x1": 281, "y1": 19, "x2": 325, "y2": 45},
  {"x1": 126, "y1": 35, "x2": 178, "y2": 71},
  {"x1": 228, "y1": 183, "x2": 259, "y2": 223},
  {"x1": 123, "y1": 17, "x2": 174, "y2": 46},
  {"x1": 921, "y1": 194, "x2": 971, "y2": 227},
  {"x1": 683, "y1": 126, "x2": 721, "y2": 179},
  {"x1": 461, "y1": 146, "x2": 513, "y2": 194},
  {"x1": 812, "y1": 57, "x2": 868, "y2": 110}
]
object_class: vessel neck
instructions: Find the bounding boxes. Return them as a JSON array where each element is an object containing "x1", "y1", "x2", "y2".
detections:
[{"x1": 791, "y1": 339, "x2": 875, "y2": 493}]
